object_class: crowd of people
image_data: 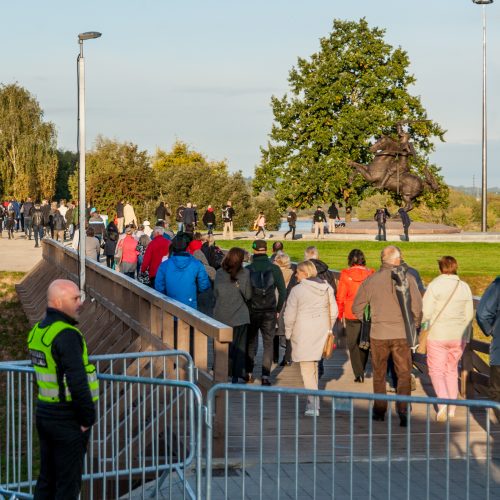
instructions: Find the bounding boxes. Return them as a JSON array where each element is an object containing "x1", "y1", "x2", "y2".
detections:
[{"x1": 8, "y1": 195, "x2": 499, "y2": 423}]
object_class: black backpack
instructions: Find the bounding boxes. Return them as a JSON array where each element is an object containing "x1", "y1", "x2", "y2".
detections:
[{"x1": 249, "y1": 269, "x2": 277, "y2": 312}]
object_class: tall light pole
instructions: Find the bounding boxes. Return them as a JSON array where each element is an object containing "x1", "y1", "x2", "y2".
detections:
[
  {"x1": 472, "y1": 0, "x2": 493, "y2": 232},
  {"x1": 77, "y1": 31, "x2": 101, "y2": 300}
]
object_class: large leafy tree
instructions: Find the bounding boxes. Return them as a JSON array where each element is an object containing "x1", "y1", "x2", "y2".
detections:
[
  {"x1": 254, "y1": 18, "x2": 447, "y2": 210},
  {"x1": 0, "y1": 83, "x2": 58, "y2": 200},
  {"x1": 153, "y1": 141, "x2": 281, "y2": 230},
  {"x1": 69, "y1": 136, "x2": 157, "y2": 221}
]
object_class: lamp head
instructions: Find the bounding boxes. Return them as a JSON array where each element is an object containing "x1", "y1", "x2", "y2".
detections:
[
  {"x1": 472, "y1": 0, "x2": 494, "y2": 4},
  {"x1": 78, "y1": 32, "x2": 102, "y2": 41}
]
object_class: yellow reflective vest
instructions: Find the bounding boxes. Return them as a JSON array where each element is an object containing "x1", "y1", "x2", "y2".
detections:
[{"x1": 27, "y1": 321, "x2": 99, "y2": 403}]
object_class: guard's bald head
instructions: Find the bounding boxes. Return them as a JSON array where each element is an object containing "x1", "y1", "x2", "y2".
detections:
[
  {"x1": 47, "y1": 279, "x2": 82, "y2": 320},
  {"x1": 381, "y1": 245, "x2": 401, "y2": 265}
]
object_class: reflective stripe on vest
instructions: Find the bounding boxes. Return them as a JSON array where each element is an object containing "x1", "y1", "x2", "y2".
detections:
[{"x1": 27, "y1": 320, "x2": 99, "y2": 403}]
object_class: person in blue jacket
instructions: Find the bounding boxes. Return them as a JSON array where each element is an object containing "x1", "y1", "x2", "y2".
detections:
[
  {"x1": 154, "y1": 233, "x2": 210, "y2": 310},
  {"x1": 476, "y1": 277, "x2": 500, "y2": 411}
]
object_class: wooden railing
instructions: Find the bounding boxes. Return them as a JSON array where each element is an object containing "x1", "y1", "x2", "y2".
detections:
[{"x1": 16, "y1": 239, "x2": 233, "y2": 453}]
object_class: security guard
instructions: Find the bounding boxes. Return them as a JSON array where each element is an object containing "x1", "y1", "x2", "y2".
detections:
[{"x1": 28, "y1": 279, "x2": 98, "y2": 499}]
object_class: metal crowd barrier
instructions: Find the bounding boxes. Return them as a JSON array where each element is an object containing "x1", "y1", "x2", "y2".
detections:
[
  {"x1": 205, "y1": 384, "x2": 500, "y2": 500},
  {"x1": 0, "y1": 351, "x2": 202, "y2": 500}
]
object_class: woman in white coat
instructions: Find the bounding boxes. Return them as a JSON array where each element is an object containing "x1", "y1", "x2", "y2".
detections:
[
  {"x1": 422, "y1": 256, "x2": 473, "y2": 421},
  {"x1": 284, "y1": 260, "x2": 337, "y2": 416}
]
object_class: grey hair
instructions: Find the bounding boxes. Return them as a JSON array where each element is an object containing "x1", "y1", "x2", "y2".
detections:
[
  {"x1": 153, "y1": 226, "x2": 164, "y2": 236},
  {"x1": 381, "y1": 245, "x2": 401, "y2": 264},
  {"x1": 304, "y1": 246, "x2": 319, "y2": 260}
]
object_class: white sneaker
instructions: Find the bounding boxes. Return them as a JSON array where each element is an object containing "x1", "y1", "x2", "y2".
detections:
[
  {"x1": 436, "y1": 407, "x2": 448, "y2": 422},
  {"x1": 304, "y1": 408, "x2": 319, "y2": 417}
]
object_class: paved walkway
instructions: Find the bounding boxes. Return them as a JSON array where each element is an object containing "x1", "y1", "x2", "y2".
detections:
[{"x1": 0, "y1": 231, "x2": 43, "y2": 271}]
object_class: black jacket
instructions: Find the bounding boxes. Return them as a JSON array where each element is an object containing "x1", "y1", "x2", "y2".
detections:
[
  {"x1": 327, "y1": 204, "x2": 339, "y2": 219},
  {"x1": 35, "y1": 308, "x2": 96, "y2": 427},
  {"x1": 183, "y1": 207, "x2": 196, "y2": 225},
  {"x1": 398, "y1": 208, "x2": 411, "y2": 228},
  {"x1": 286, "y1": 211, "x2": 297, "y2": 226},
  {"x1": 202, "y1": 210, "x2": 216, "y2": 226},
  {"x1": 41, "y1": 204, "x2": 51, "y2": 225},
  {"x1": 116, "y1": 202, "x2": 124, "y2": 218},
  {"x1": 155, "y1": 203, "x2": 170, "y2": 220},
  {"x1": 53, "y1": 212, "x2": 66, "y2": 231},
  {"x1": 313, "y1": 209, "x2": 326, "y2": 223},
  {"x1": 222, "y1": 205, "x2": 235, "y2": 222}
]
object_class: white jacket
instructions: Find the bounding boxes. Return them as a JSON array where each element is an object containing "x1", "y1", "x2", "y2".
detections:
[
  {"x1": 284, "y1": 278, "x2": 337, "y2": 362},
  {"x1": 422, "y1": 274, "x2": 473, "y2": 342}
]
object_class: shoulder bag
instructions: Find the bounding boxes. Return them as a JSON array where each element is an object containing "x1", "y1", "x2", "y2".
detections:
[
  {"x1": 417, "y1": 280, "x2": 460, "y2": 355},
  {"x1": 322, "y1": 290, "x2": 337, "y2": 359},
  {"x1": 359, "y1": 304, "x2": 371, "y2": 350}
]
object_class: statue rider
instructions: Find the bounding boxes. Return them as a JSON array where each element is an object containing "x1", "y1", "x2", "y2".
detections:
[{"x1": 378, "y1": 123, "x2": 416, "y2": 189}]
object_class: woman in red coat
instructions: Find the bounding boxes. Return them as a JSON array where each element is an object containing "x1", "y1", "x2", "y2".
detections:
[{"x1": 336, "y1": 249, "x2": 374, "y2": 383}]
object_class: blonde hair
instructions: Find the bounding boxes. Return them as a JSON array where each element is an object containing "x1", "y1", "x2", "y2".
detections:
[
  {"x1": 297, "y1": 260, "x2": 317, "y2": 278},
  {"x1": 274, "y1": 251, "x2": 291, "y2": 269},
  {"x1": 304, "y1": 246, "x2": 319, "y2": 260}
]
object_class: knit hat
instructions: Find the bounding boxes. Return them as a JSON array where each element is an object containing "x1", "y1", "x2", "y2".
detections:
[{"x1": 170, "y1": 233, "x2": 191, "y2": 253}]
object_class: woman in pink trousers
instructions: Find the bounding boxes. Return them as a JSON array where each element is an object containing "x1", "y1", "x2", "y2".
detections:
[{"x1": 422, "y1": 256, "x2": 473, "y2": 421}]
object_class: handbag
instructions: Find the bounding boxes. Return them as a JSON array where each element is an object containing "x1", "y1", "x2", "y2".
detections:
[
  {"x1": 359, "y1": 304, "x2": 371, "y2": 350},
  {"x1": 416, "y1": 280, "x2": 460, "y2": 355},
  {"x1": 322, "y1": 290, "x2": 337, "y2": 359},
  {"x1": 322, "y1": 332, "x2": 336, "y2": 359}
]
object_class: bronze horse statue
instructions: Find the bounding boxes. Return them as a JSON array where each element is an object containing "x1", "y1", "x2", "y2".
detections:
[{"x1": 349, "y1": 135, "x2": 439, "y2": 211}]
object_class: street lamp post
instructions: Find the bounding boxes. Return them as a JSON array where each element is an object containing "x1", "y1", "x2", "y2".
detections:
[
  {"x1": 77, "y1": 31, "x2": 101, "y2": 300},
  {"x1": 472, "y1": 0, "x2": 493, "y2": 232}
]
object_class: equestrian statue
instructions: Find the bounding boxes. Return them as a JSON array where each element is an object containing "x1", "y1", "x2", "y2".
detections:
[{"x1": 349, "y1": 123, "x2": 439, "y2": 211}]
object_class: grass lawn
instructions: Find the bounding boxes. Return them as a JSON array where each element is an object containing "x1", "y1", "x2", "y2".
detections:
[{"x1": 217, "y1": 240, "x2": 500, "y2": 296}]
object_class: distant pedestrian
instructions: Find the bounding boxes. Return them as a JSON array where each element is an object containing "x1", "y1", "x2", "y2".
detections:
[
  {"x1": 422, "y1": 256, "x2": 473, "y2": 421},
  {"x1": 88, "y1": 208, "x2": 105, "y2": 243},
  {"x1": 85, "y1": 227, "x2": 101, "y2": 261},
  {"x1": 175, "y1": 204, "x2": 185, "y2": 232},
  {"x1": 53, "y1": 209, "x2": 67, "y2": 243},
  {"x1": 103, "y1": 221, "x2": 119, "y2": 268},
  {"x1": 374, "y1": 207, "x2": 390, "y2": 241},
  {"x1": 222, "y1": 201, "x2": 235, "y2": 239},
  {"x1": 327, "y1": 203, "x2": 339, "y2": 233},
  {"x1": 155, "y1": 201, "x2": 170, "y2": 226},
  {"x1": 116, "y1": 227, "x2": 139, "y2": 278},
  {"x1": 284, "y1": 208, "x2": 297, "y2": 240},
  {"x1": 183, "y1": 202, "x2": 196, "y2": 229},
  {"x1": 254, "y1": 211, "x2": 266, "y2": 238},
  {"x1": 398, "y1": 208, "x2": 411, "y2": 241},
  {"x1": 23, "y1": 197, "x2": 34, "y2": 240},
  {"x1": 312, "y1": 206, "x2": 326, "y2": 239},
  {"x1": 32, "y1": 202, "x2": 44, "y2": 248},
  {"x1": 116, "y1": 200, "x2": 125, "y2": 233},
  {"x1": 140, "y1": 226, "x2": 171, "y2": 288},
  {"x1": 124, "y1": 201, "x2": 137, "y2": 228},
  {"x1": 202, "y1": 205, "x2": 216, "y2": 235}
]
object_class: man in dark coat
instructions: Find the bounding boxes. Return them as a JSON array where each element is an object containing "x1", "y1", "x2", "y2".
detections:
[
  {"x1": 374, "y1": 207, "x2": 390, "y2": 241},
  {"x1": 312, "y1": 206, "x2": 326, "y2": 239},
  {"x1": 327, "y1": 203, "x2": 339, "y2": 233},
  {"x1": 284, "y1": 208, "x2": 297, "y2": 240}
]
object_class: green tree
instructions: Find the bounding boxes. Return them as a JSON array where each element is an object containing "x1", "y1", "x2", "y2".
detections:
[
  {"x1": 55, "y1": 150, "x2": 78, "y2": 201},
  {"x1": 69, "y1": 136, "x2": 156, "y2": 221},
  {"x1": 153, "y1": 141, "x2": 262, "y2": 230},
  {"x1": 254, "y1": 18, "x2": 447, "y2": 211},
  {"x1": 0, "y1": 83, "x2": 58, "y2": 199}
]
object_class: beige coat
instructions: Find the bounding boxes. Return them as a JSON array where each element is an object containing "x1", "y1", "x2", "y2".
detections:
[
  {"x1": 284, "y1": 278, "x2": 337, "y2": 362},
  {"x1": 422, "y1": 274, "x2": 473, "y2": 341},
  {"x1": 124, "y1": 203, "x2": 137, "y2": 227}
]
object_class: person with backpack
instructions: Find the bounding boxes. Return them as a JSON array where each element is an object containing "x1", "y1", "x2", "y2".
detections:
[
  {"x1": 374, "y1": 207, "x2": 390, "y2": 241},
  {"x1": 103, "y1": 221, "x2": 120, "y2": 268},
  {"x1": 31, "y1": 202, "x2": 44, "y2": 247},
  {"x1": 222, "y1": 201, "x2": 235, "y2": 239},
  {"x1": 246, "y1": 239, "x2": 287, "y2": 386},
  {"x1": 284, "y1": 208, "x2": 297, "y2": 240}
]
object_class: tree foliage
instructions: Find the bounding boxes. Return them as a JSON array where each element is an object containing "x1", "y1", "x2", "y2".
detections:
[
  {"x1": 254, "y1": 18, "x2": 448, "y2": 211},
  {"x1": 69, "y1": 136, "x2": 157, "y2": 221},
  {"x1": 55, "y1": 150, "x2": 78, "y2": 201},
  {"x1": 153, "y1": 141, "x2": 257, "y2": 230},
  {"x1": 0, "y1": 83, "x2": 58, "y2": 199}
]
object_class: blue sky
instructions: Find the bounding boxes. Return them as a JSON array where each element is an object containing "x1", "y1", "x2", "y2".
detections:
[{"x1": 2, "y1": 0, "x2": 500, "y2": 187}]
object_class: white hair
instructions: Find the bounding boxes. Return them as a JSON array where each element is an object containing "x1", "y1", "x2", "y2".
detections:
[{"x1": 304, "y1": 246, "x2": 319, "y2": 260}]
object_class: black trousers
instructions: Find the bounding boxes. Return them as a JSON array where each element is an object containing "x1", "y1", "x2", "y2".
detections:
[
  {"x1": 247, "y1": 311, "x2": 276, "y2": 378},
  {"x1": 403, "y1": 225, "x2": 410, "y2": 241},
  {"x1": 377, "y1": 223, "x2": 386, "y2": 241},
  {"x1": 230, "y1": 324, "x2": 248, "y2": 380},
  {"x1": 345, "y1": 319, "x2": 369, "y2": 378},
  {"x1": 284, "y1": 225, "x2": 296, "y2": 239},
  {"x1": 35, "y1": 416, "x2": 90, "y2": 500}
]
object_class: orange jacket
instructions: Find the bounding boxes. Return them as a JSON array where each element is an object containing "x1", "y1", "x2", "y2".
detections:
[{"x1": 336, "y1": 265, "x2": 374, "y2": 320}]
